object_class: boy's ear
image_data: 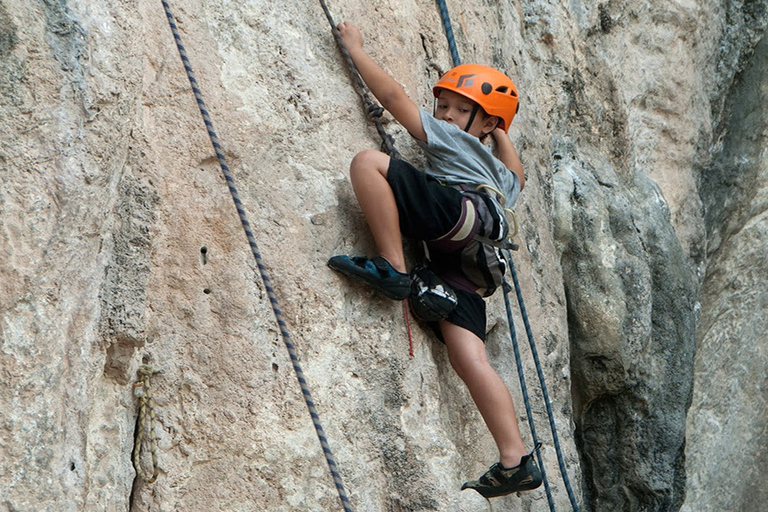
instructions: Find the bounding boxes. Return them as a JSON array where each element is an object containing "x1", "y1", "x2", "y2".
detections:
[{"x1": 482, "y1": 115, "x2": 500, "y2": 135}]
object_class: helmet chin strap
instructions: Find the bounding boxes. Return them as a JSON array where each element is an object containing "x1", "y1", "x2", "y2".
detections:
[
  {"x1": 432, "y1": 96, "x2": 481, "y2": 133},
  {"x1": 464, "y1": 104, "x2": 480, "y2": 133}
]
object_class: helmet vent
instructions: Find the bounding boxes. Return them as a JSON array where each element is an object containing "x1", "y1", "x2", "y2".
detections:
[{"x1": 497, "y1": 85, "x2": 518, "y2": 97}]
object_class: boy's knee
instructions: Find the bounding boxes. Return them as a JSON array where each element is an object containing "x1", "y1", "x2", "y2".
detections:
[
  {"x1": 350, "y1": 149, "x2": 390, "y2": 177},
  {"x1": 450, "y1": 353, "x2": 488, "y2": 377}
]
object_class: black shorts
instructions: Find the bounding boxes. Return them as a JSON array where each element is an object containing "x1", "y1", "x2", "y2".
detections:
[{"x1": 387, "y1": 158, "x2": 488, "y2": 342}]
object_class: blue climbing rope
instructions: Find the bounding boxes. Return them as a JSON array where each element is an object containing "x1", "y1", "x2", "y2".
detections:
[
  {"x1": 159, "y1": 2, "x2": 354, "y2": 511},
  {"x1": 436, "y1": 0, "x2": 461, "y2": 67},
  {"x1": 435, "y1": 2, "x2": 580, "y2": 510},
  {"x1": 506, "y1": 257, "x2": 581, "y2": 511},
  {"x1": 503, "y1": 280, "x2": 557, "y2": 509}
]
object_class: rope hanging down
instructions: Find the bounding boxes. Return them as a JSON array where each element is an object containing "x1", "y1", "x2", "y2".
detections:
[
  {"x1": 436, "y1": 0, "x2": 461, "y2": 67},
  {"x1": 506, "y1": 257, "x2": 581, "y2": 510},
  {"x1": 159, "y1": 2, "x2": 353, "y2": 511},
  {"x1": 503, "y1": 281, "x2": 556, "y2": 508},
  {"x1": 318, "y1": 0, "x2": 419, "y2": 357},
  {"x1": 435, "y1": 3, "x2": 580, "y2": 511},
  {"x1": 133, "y1": 364, "x2": 160, "y2": 484},
  {"x1": 318, "y1": 0, "x2": 399, "y2": 159}
]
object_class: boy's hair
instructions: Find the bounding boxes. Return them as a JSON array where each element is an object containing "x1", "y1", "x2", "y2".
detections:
[{"x1": 433, "y1": 64, "x2": 519, "y2": 132}]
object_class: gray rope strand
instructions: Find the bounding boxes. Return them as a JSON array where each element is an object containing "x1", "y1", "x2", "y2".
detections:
[
  {"x1": 160, "y1": 2, "x2": 353, "y2": 510},
  {"x1": 436, "y1": 0, "x2": 461, "y2": 67},
  {"x1": 133, "y1": 365, "x2": 160, "y2": 484}
]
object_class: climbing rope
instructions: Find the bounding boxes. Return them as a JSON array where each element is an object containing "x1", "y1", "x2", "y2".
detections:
[
  {"x1": 317, "y1": 0, "x2": 399, "y2": 159},
  {"x1": 436, "y1": 0, "x2": 461, "y2": 67},
  {"x1": 435, "y1": 2, "x2": 580, "y2": 510},
  {"x1": 159, "y1": 2, "x2": 353, "y2": 510},
  {"x1": 506, "y1": 256, "x2": 581, "y2": 510},
  {"x1": 503, "y1": 283, "x2": 556, "y2": 509},
  {"x1": 133, "y1": 364, "x2": 160, "y2": 484}
]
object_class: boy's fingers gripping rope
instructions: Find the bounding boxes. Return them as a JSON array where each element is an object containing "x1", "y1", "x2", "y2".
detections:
[{"x1": 317, "y1": 0, "x2": 399, "y2": 159}]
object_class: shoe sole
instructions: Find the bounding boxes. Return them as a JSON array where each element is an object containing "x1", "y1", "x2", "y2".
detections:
[{"x1": 472, "y1": 478, "x2": 542, "y2": 498}]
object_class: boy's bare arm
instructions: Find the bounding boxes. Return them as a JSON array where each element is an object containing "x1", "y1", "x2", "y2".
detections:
[
  {"x1": 492, "y1": 127, "x2": 525, "y2": 190},
  {"x1": 337, "y1": 22, "x2": 427, "y2": 142}
]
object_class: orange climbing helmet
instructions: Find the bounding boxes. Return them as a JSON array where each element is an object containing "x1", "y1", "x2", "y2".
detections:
[{"x1": 433, "y1": 64, "x2": 519, "y2": 132}]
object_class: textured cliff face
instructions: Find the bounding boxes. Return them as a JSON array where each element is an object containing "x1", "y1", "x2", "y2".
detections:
[
  {"x1": 0, "y1": 1, "x2": 766, "y2": 511},
  {"x1": 683, "y1": 27, "x2": 768, "y2": 512}
]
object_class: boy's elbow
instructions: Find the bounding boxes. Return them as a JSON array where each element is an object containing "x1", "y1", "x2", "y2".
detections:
[
  {"x1": 517, "y1": 170, "x2": 526, "y2": 190},
  {"x1": 379, "y1": 86, "x2": 409, "y2": 111},
  {"x1": 510, "y1": 165, "x2": 525, "y2": 190}
]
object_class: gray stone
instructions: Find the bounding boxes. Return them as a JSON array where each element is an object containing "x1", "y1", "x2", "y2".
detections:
[
  {"x1": 683, "y1": 29, "x2": 768, "y2": 512},
  {"x1": 0, "y1": 1, "x2": 766, "y2": 511}
]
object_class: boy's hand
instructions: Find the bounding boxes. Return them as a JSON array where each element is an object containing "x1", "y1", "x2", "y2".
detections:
[
  {"x1": 337, "y1": 22, "x2": 364, "y2": 52},
  {"x1": 332, "y1": 21, "x2": 427, "y2": 142},
  {"x1": 491, "y1": 127, "x2": 507, "y2": 142}
]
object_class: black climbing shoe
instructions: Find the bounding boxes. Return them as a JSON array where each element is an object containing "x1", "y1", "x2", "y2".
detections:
[
  {"x1": 461, "y1": 447, "x2": 543, "y2": 498},
  {"x1": 328, "y1": 255, "x2": 410, "y2": 300}
]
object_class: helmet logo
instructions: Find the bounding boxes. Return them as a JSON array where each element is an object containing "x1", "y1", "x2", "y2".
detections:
[{"x1": 456, "y1": 74, "x2": 476, "y2": 88}]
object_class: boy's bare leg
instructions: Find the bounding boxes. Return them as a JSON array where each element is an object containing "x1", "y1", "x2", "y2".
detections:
[
  {"x1": 349, "y1": 150, "x2": 406, "y2": 273},
  {"x1": 440, "y1": 320, "x2": 527, "y2": 468}
]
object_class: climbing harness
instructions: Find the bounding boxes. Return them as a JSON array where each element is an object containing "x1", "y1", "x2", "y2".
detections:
[
  {"x1": 475, "y1": 183, "x2": 520, "y2": 238},
  {"x1": 160, "y1": 2, "x2": 353, "y2": 511},
  {"x1": 133, "y1": 364, "x2": 160, "y2": 484},
  {"x1": 436, "y1": 3, "x2": 581, "y2": 511}
]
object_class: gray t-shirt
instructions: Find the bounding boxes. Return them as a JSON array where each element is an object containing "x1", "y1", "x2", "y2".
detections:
[{"x1": 414, "y1": 109, "x2": 521, "y2": 210}]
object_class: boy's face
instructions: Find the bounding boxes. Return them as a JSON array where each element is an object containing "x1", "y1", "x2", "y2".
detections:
[{"x1": 434, "y1": 89, "x2": 499, "y2": 137}]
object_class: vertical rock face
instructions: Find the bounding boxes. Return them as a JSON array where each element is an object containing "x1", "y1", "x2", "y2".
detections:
[
  {"x1": 0, "y1": 1, "x2": 766, "y2": 511},
  {"x1": 558, "y1": 166, "x2": 697, "y2": 509},
  {"x1": 548, "y1": 2, "x2": 705, "y2": 507},
  {"x1": 683, "y1": 29, "x2": 768, "y2": 512}
]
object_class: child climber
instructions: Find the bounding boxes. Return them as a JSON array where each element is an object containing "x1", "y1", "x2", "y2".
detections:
[{"x1": 328, "y1": 21, "x2": 542, "y2": 498}]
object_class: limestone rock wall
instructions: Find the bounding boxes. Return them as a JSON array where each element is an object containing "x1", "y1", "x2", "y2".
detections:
[
  {"x1": 683, "y1": 26, "x2": 768, "y2": 512},
  {"x1": 0, "y1": 1, "x2": 766, "y2": 511}
]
